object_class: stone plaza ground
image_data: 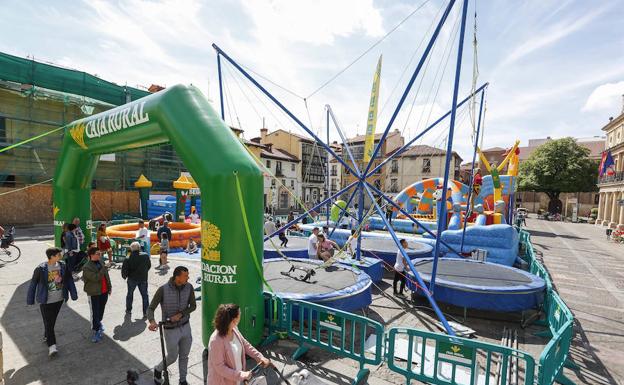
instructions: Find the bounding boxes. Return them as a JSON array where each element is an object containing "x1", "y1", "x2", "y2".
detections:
[{"x1": 0, "y1": 217, "x2": 622, "y2": 384}]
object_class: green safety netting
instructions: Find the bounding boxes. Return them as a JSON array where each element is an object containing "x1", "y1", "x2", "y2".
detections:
[{"x1": 0, "y1": 51, "x2": 150, "y2": 106}]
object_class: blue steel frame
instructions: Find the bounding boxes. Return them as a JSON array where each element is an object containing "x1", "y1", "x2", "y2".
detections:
[{"x1": 213, "y1": 0, "x2": 474, "y2": 335}]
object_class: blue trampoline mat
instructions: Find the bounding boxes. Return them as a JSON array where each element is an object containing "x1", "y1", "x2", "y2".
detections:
[{"x1": 407, "y1": 258, "x2": 546, "y2": 312}]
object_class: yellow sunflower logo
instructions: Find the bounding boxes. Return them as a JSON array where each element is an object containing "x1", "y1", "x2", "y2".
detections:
[
  {"x1": 69, "y1": 123, "x2": 88, "y2": 149},
  {"x1": 53, "y1": 206, "x2": 60, "y2": 218},
  {"x1": 202, "y1": 221, "x2": 221, "y2": 249}
]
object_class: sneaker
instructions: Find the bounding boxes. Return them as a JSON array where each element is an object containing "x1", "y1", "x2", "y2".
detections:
[
  {"x1": 99, "y1": 323, "x2": 105, "y2": 332},
  {"x1": 48, "y1": 344, "x2": 58, "y2": 357},
  {"x1": 95, "y1": 329, "x2": 104, "y2": 342},
  {"x1": 153, "y1": 369, "x2": 163, "y2": 385},
  {"x1": 91, "y1": 331, "x2": 99, "y2": 343},
  {"x1": 396, "y1": 292, "x2": 405, "y2": 297}
]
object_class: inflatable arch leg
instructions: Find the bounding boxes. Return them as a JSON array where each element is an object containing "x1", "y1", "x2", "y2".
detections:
[{"x1": 52, "y1": 85, "x2": 264, "y2": 345}]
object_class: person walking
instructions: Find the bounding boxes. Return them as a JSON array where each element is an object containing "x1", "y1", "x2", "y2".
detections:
[
  {"x1": 147, "y1": 266, "x2": 196, "y2": 385},
  {"x1": 122, "y1": 242, "x2": 151, "y2": 319},
  {"x1": 82, "y1": 247, "x2": 112, "y2": 343},
  {"x1": 26, "y1": 247, "x2": 78, "y2": 357},
  {"x1": 393, "y1": 239, "x2": 409, "y2": 297},
  {"x1": 207, "y1": 303, "x2": 271, "y2": 385},
  {"x1": 64, "y1": 224, "x2": 80, "y2": 274}
]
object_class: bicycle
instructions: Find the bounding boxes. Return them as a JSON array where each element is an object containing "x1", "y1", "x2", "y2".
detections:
[{"x1": 0, "y1": 227, "x2": 21, "y2": 263}]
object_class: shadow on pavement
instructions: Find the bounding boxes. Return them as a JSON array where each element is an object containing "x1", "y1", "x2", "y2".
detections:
[
  {"x1": 1, "y1": 281, "x2": 150, "y2": 385},
  {"x1": 528, "y1": 229, "x2": 587, "y2": 240},
  {"x1": 568, "y1": 319, "x2": 620, "y2": 385}
]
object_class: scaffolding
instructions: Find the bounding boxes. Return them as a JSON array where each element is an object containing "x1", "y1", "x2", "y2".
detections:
[{"x1": 0, "y1": 51, "x2": 185, "y2": 190}]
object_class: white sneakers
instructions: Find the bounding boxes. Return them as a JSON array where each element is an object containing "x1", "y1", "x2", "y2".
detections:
[{"x1": 48, "y1": 344, "x2": 58, "y2": 357}]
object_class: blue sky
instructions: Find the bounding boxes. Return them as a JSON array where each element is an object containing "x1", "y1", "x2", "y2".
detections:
[{"x1": 2, "y1": 0, "x2": 623, "y2": 160}]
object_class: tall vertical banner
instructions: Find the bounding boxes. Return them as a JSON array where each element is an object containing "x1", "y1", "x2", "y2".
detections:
[{"x1": 363, "y1": 55, "x2": 382, "y2": 163}]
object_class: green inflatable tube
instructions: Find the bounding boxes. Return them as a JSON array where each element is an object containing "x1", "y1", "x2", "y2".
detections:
[
  {"x1": 330, "y1": 200, "x2": 347, "y2": 222},
  {"x1": 52, "y1": 84, "x2": 264, "y2": 345}
]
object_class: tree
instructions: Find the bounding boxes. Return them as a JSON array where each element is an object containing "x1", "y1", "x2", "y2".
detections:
[{"x1": 518, "y1": 137, "x2": 598, "y2": 213}]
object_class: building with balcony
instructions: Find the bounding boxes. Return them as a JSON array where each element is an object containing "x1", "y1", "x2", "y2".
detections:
[
  {"x1": 257, "y1": 128, "x2": 327, "y2": 206},
  {"x1": 597, "y1": 107, "x2": 624, "y2": 229},
  {"x1": 341, "y1": 130, "x2": 404, "y2": 194},
  {"x1": 388, "y1": 145, "x2": 462, "y2": 193}
]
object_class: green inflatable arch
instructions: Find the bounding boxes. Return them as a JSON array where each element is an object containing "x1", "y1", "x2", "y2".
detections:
[{"x1": 52, "y1": 84, "x2": 264, "y2": 345}]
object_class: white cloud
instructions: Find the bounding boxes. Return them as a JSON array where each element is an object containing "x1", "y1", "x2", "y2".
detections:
[
  {"x1": 583, "y1": 81, "x2": 624, "y2": 112},
  {"x1": 499, "y1": 4, "x2": 608, "y2": 67},
  {"x1": 241, "y1": 0, "x2": 384, "y2": 46}
]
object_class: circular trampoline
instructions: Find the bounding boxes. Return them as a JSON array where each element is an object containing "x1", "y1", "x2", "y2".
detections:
[
  {"x1": 361, "y1": 238, "x2": 433, "y2": 266},
  {"x1": 406, "y1": 258, "x2": 546, "y2": 312},
  {"x1": 264, "y1": 259, "x2": 372, "y2": 312},
  {"x1": 264, "y1": 237, "x2": 309, "y2": 259}
]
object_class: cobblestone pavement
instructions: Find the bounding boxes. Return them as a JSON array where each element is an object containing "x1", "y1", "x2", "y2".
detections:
[
  {"x1": 527, "y1": 217, "x2": 624, "y2": 385},
  {"x1": 1, "y1": 219, "x2": 622, "y2": 384}
]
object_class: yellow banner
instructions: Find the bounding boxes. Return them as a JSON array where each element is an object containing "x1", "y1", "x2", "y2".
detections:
[{"x1": 363, "y1": 54, "x2": 382, "y2": 163}]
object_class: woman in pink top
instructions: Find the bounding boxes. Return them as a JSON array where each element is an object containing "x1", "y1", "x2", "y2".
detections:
[
  {"x1": 316, "y1": 234, "x2": 339, "y2": 262},
  {"x1": 207, "y1": 303, "x2": 271, "y2": 385}
]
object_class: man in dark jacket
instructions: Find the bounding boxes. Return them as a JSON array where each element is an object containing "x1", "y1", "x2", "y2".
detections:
[
  {"x1": 27, "y1": 247, "x2": 78, "y2": 357},
  {"x1": 147, "y1": 266, "x2": 196, "y2": 385},
  {"x1": 82, "y1": 247, "x2": 112, "y2": 343},
  {"x1": 122, "y1": 241, "x2": 151, "y2": 318}
]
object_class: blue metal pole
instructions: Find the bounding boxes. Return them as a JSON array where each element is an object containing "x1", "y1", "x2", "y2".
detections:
[
  {"x1": 365, "y1": 181, "x2": 463, "y2": 258},
  {"x1": 326, "y1": 105, "x2": 361, "y2": 176},
  {"x1": 217, "y1": 53, "x2": 225, "y2": 120},
  {"x1": 368, "y1": 83, "x2": 488, "y2": 176},
  {"x1": 356, "y1": 182, "x2": 365, "y2": 261},
  {"x1": 431, "y1": 0, "x2": 470, "y2": 294},
  {"x1": 326, "y1": 108, "x2": 330, "y2": 227},
  {"x1": 362, "y1": 183, "x2": 455, "y2": 336},
  {"x1": 265, "y1": 181, "x2": 358, "y2": 241},
  {"x1": 362, "y1": 0, "x2": 458, "y2": 177},
  {"x1": 460, "y1": 88, "x2": 486, "y2": 252},
  {"x1": 212, "y1": 44, "x2": 359, "y2": 177}
]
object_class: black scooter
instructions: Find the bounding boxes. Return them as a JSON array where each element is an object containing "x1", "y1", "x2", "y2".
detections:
[{"x1": 158, "y1": 321, "x2": 170, "y2": 385}]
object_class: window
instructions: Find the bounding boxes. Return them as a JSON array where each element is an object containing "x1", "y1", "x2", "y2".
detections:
[
  {"x1": 291, "y1": 163, "x2": 295, "y2": 171},
  {"x1": 422, "y1": 158, "x2": 431, "y2": 173},
  {"x1": 331, "y1": 165, "x2": 337, "y2": 176},
  {"x1": 271, "y1": 179, "x2": 276, "y2": 186},
  {"x1": 0, "y1": 117, "x2": 6, "y2": 144},
  {"x1": 290, "y1": 180, "x2": 294, "y2": 188},
  {"x1": 390, "y1": 178, "x2": 398, "y2": 193},
  {"x1": 266, "y1": 160, "x2": 271, "y2": 168},
  {"x1": 279, "y1": 192, "x2": 289, "y2": 209},
  {"x1": 391, "y1": 159, "x2": 398, "y2": 173}
]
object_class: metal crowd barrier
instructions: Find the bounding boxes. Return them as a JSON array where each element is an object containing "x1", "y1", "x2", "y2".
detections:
[
  {"x1": 386, "y1": 327, "x2": 535, "y2": 385},
  {"x1": 287, "y1": 299, "x2": 384, "y2": 385}
]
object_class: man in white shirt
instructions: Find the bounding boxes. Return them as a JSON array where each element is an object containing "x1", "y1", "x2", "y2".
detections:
[
  {"x1": 135, "y1": 220, "x2": 150, "y2": 253},
  {"x1": 264, "y1": 218, "x2": 277, "y2": 236},
  {"x1": 307, "y1": 227, "x2": 320, "y2": 259},
  {"x1": 393, "y1": 239, "x2": 409, "y2": 297}
]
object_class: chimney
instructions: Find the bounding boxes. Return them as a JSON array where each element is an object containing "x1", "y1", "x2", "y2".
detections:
[{"x1": 260, "y1": 128, "x2": 268, "y2": 143}]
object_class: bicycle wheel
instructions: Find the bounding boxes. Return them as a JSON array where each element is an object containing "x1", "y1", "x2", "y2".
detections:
[{"x1": 0, "y1": 244, "x2": 21, "y2": 263}]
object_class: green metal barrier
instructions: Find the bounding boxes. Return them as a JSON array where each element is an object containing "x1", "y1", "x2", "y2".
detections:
[
  {"x1": 287, "y1": 299, "x2": 384, "y2": 385},
  {"x1": 519, "y1": 230, "x2": 576, "y2": 385},
  {"x1": 109, "y1": 237, "x2": 138, "y2": 263},
  {"x1": 538, "y1": 292, "x2": 575, "y2": 385},
  {"x1": 386, "y1": 327, "x2": 535, "y2": 385},
  {"x1": 262, "y1": 292, "x2": 288, "y2": 346}
]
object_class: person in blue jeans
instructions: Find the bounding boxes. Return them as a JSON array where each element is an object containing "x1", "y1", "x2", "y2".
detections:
[
  {"x1": 27, "y1": 247, "x2": 78, "y2": 357},
  {"x1": 121, "y1": 242, "x2": 151, "y2": 319}
]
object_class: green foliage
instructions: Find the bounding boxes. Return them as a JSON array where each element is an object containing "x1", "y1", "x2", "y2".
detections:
[{"x1": 518, "y1": 138, "x2": 598, "y2": 198}]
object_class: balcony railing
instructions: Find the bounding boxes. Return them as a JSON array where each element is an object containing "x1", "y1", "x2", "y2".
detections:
[
  {"x1": 598, "y1": 171, "x2": 624, "y2": 184},
  {"x1": 330, "y1": 170, "x2": 337, "y2": 176}
]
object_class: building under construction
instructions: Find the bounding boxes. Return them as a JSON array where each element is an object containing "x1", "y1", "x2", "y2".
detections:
[{"x1": 0, "y1": 51, "x2": 185, "y2": 191}]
